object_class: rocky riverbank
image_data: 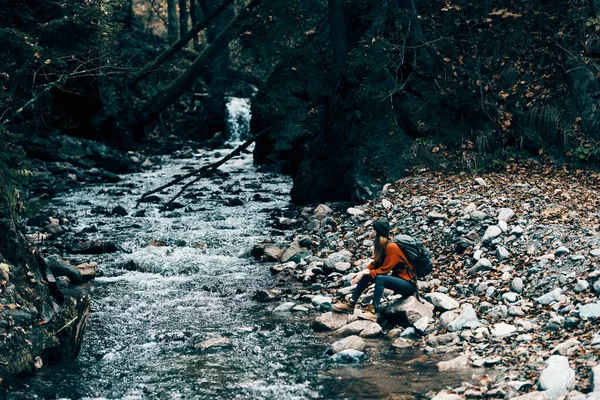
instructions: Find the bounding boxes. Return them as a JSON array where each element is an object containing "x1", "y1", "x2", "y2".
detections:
[{"x1": 254, "y1": 163, "x2": 600, "y2": 399}]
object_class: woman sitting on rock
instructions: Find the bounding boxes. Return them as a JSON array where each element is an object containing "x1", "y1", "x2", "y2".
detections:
[{"x1": 332, "y1": 219, "x2": 416, "y2": 319}]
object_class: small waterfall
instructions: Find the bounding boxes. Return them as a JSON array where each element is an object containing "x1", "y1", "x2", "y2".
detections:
[{"x1": 225, "y1": 97, "x2": 251, "y2": 143}]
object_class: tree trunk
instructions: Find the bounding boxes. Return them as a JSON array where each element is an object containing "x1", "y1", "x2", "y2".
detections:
[
  {"x1": 129, "y1": 0, "x2": 234, "y2": 87},
  {"x1": 134, "y1": 0, "x2": 260, "y2": 133},
  {"x1": 328, "y1": 0, "x2": 348, "y2": 66},
  {"x1": 190, "y1": 0, "x2": 199, "y2": 49},
  {"x1": 167, "y1": 0, "x2": 179, "y2": 44},
  {"x1": 179, "y1": 0, "x2": 188, "y2": 39}
]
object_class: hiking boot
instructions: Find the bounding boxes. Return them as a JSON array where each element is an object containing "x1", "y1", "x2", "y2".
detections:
[
  {"x1": 357, "y1": 305, "x2": 377, "y2": 322},
  {"x1": 332, "y1": 302, "x2": 355, "y2": 314}
]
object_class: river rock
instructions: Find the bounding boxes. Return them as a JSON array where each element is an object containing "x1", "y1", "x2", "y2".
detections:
[
  {"x1": 67, "y1": 240, "x2": 119, "y2": 254},
  {"x1": 551, "y1": 338, "x2": 580, "y2": 356},
  {"x1": 385, "y1": 296, "x2": 434, "y2": 326},
  {"x1": 112, "y1": 205, "x2": 128, "y2": 216},
  {"x1": 573, "y1": 280, "x2": 589, "y2": 293},
  {"x1": 425, "y1": 293, "x2": 459, "y2": 311},
  {"x1": 334, "y1": 262, "x2": 352, "y2": 273},
  {"x1": 331, "y1": 349, "x2": 366, "y2": 363},
  {"x1": 312, "y1": 312, "x2": 349, "y2": 331},
  {"x1": 359, "y1": 322, "x2": 383, "y2": 338},
  {"x1": 488, "y1": 305, "x2": 508, "y2": 319},
  {"x1": 75, "y1": 262, "x2": 97, "y2": 280},
  {"x1": 593, "y1": 281, "x2": 600, "y2": 295},
  {"x1": 44, "y1": 255, "x2": 83, "y2": 284},
  {"x1": 591, "y1": 364, "x2": 600, "y2": 394},
  {"x1": 333, "y1": 320, "x2": 375, "y2": 337},
  {"x1": 538, "y1": 355, "x2": 575, "y2": 399},
  {"x1": 475, "y1": 178, "x2": 487, "y2": 186},
  {"x1": 273, "y1": 302, "x2": 295, "y2": 312},
  {"x1": 508, "y1": 306, "x2": 524, "y2": 316},
  {"x1": 498, "y1": 208, "x2": 515, "y2": 222},
  {"x1": 497, "y1": 246, "x2": 510, "y2": 261},
  {"x1": 482, "y1": 226, "x2": 502, "y2": 242},
  {"x1": 470, "y1": 210, "x2": 487, "y2": 221},
  {"x1": 590, "y1": 249, "x2": 600, "y2": 257},
  {"x1": 311, "y1": 296, "x2": 332, "y2": 308},
  {"x1": 491, "y1": 323, "x2": 517, "y2": 338},
  {"x1": 346, "y1": 207, "x2": 364, "y2": 216},
  {"x1": 256, "y1": 289, "x2": 282, "y2": 302},
  {"x1": 432, "y1": 391, "x2": 463, "y2": 400},
  {"x1": 468, "y1": 258, "x2": 492, "y2": 275},
  {"x1": 194, "y1": 337, "x2": 233, "y2": 351},
  {"x1": 428, "y1": 212, "x2": 448, "y2": 221},
  {"x1": 536, "y1": 288, "x2": 562, "y2": 305},
  {"x1": 330, "y1": 335, "x2": 365, "y2": 354},
  {"x1": 440, "y1": 311, "x2": 458, "y2": 328},
  {"x1": 314, "y1": 204, "x2": 332, "y2": 218},
  {"x1": 44, "y1": 223, "x2": 64, "y2": 237},
  {"x1": 437, "y1": 354, "x2": 471, "y2": 371},
  {"x1": 554, "y1": 246, "x2": 569, "y2": 256},
  {"x1": 578, "y1": 303, "x2": 600, "y2": 319},
  {"x1": 502, "y1": 292, "x2": 518, "y2": 303},
  {"x1": 427, "y1": 332, "x2": 459, "y2": 346},
  {"x1": 447, "y1": 304, "x2": 481, "y2": 332},
  {"x1": 324, "y1": 252, "x2": 350, "y2": 271},
  {"x1": 511, "y1": 277, "x2": 524, "y2": 293}
]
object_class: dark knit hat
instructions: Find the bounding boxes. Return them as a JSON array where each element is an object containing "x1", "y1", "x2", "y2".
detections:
[{"x1": 372, "y1": 219, "x2": 390, "y2": 238}]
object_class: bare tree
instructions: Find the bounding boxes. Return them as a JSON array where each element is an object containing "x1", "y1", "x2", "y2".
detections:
[
  {"x1": 179, "y1": 0, "x2": 189, "y2": 39},
  {"x1": 167, "y1": 0, "x2": 179, "y2": 44}
]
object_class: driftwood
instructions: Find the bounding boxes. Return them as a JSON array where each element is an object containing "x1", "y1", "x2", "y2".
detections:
[{"x1": 137, "y1": 126, "x2": 270, "y2": 208}]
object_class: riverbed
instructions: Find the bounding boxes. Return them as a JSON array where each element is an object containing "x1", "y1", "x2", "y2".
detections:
[{"x1": 11, "y1": 145, "x2": 472, "y2": 399}]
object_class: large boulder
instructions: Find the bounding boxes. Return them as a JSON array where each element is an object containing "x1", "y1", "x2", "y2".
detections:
[{"x1": 385, "y1": 296, "x2": 434, "y2": 326}]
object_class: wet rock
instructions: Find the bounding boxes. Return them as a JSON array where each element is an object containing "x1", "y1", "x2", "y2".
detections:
[
  {"x1": 194, "y1": 337, "x2": 233, "y2": 351},
  {"x1": 437, "y1": 354, "x2": 471, "y2": 371},
  {"x1": 273, "y1": 302, "x2": 295, "y2": 312},
  {"x1": 578, "y1": 303, "x2": 600, "y2": 319},
  {"x1": 424, "y1": 292, "x2": 459, "y2": 311},
  {"x1": 333, "y1": 320, "x2": 375, "y2": 337},
  {"x1": 255, "y1": 289, "x2": 282, "y2": 302},
  {"x1": 385, "y1": 296, "x2": 434, "y2": 326},
  {"x1": 139, "y1": 195, "x2": 162, "y2": 203},
  {"x1": 75, "y1": 262, "x2": 97, "y2": 280},
  {"x1": 281, "y1": 242, "x2": 307, "y2": 263},
  {"x1": 44, "y1": 223, "x2": 64, "y2": 237},
  {"x1": 251, "y1": 243, "x2": 283, "y2": 261},
  {"x1": 311, "y1": 296, "x2": 332, "y2": 308},
  {"x1": 4, "y1": 309, "x2": 35, "y2": 326},
  {"x1": 44, "y1": 255, "x2": 83, "y2": 284},
  {"x1": 225, "y1": 197, "x2": 244, "y2": 206},
  {"x1": 312, "y1": 312, "x2": 349, "y2": 331},
  {"x1": 538, "y1": 355, "x2": 575, "y2": 399},
  {"x1": 112, "y1": 205, "x2": 128, "y2": 216},
  {"x1": 447, "y1": 304, "x2": 481, "y2": 332},
  {"x1": 329, "y1": 335, "x2": 365, "y2": 354},
  {"x1": 359, "y1": 322, "x2": 382, "y2": 338},
  {"x1": 331, "y1": 349, "x2": 365, "y2": 363}
]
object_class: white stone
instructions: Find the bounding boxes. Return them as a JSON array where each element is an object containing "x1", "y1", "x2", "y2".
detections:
[
  {"x1": 498, "y1": 208, "x2": 515, "y2": 222},
  {"x1": 475, "y1": 178, "x2": 487, "y2": 186},
  {"x1": 437, "y1": 354, "x2": 471, "y2": 371},
  {"x1": 483, "y1": 226, "x2": 502, "y2": 241},
  {"x1": 579, "y1": 303, "x2": 600, "y2": 319},
  {"x1": 497, "y1": 246, "x2": 510, "y2": 261},
  {"x1": 311, "y1": 296, "x2": 332, "y2": 307},
  {"x1": 447, "y1": 304, "x2": 480, "y2": 332},
  {"x1": 381, "y1": 199, "x2": 393, "y2": 209},
  {"x1": 590, "y1": 249, "x2": 600, "y2": 257},
  {"x1": 330, "y1": 335, "x2": 365, "y2": 353},
  {"x1": 425, "y1": 292, "x2": 460, "y2": 311},
  {"x1": 538, "y1": 355, "x2": 575, "y2": 399},
  {"x1": 536, "y1": 288, "x2": 562, "y2": 305},
  {"x1": 346, "y1": 207, "x2": 364, "y2": 216},
  {"x1": 574, "y1": 280, "x2": 589, "y2": 293},
  {"x1": 491, "y1": 323, "x2": 517, "y2": 338},
  {"x1": 512, "y1": 225, "x2": 524, "y2": 235},
  {"x1": 273, "y1": 302, "x2": 296, "y2": 312},
  {"x1": 498, "y1": 220, "x2": 509, "y2": 232}
]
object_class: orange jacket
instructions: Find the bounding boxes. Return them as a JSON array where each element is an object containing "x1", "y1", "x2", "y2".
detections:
[{"x1": 367, "y1": 242, "x2": 415, "y2": 282}]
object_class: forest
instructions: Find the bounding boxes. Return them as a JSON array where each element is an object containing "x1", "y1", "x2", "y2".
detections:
[{"x1": 1, "y1": 0, "x2": 600, "y2": 398}]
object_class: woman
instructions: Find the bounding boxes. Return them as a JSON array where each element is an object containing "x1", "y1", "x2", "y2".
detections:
[{"x1": 332, "y1": 219, "x2": 416, "y2": 318}]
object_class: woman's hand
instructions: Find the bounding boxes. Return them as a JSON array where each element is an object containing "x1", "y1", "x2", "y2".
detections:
[{"x1": 351, "y1": 269, "x2": 370, "y2": 286}]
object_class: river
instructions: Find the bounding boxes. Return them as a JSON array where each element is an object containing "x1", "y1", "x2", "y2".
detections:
[{"x1": 11, "y1": 142, "x2": 473, "y2": 399}]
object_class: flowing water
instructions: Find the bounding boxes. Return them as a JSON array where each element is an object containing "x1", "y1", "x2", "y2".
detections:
[{"x1": 11, "y1": 136, "x2": 477, "y2": 399}]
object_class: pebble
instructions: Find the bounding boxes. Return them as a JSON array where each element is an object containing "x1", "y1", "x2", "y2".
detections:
[
  {"x1": 346, "y1": 207, "x2": 364, "y2": 216},
  {"x1": 482, "y1": 226, "x2": 502, "y2": 241},
  {"x1": 511, "y1": 277, "x2": 524, "y2": 293},
  {"x1": 573, "y1": 280, "x2": 589, "y2": 293}
]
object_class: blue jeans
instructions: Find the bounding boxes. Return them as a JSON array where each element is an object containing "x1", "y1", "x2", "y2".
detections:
[{"x1": 350, "y1": 274, "x2": 415, "y2": 310}]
